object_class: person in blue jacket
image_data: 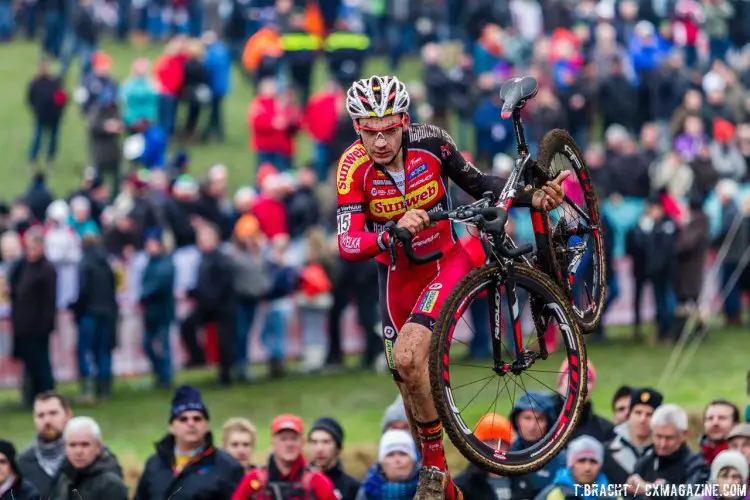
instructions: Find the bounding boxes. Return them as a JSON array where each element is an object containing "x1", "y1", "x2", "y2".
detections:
[
  {"x1": 509, "y1": 391, "x2": 567, "y2": 499},
  {"x1": 534, "y1": 435, "x2": 618, "y2": 500},
  {"x1": 201, "y1": 31, "x2": 231, "y2": 143}
]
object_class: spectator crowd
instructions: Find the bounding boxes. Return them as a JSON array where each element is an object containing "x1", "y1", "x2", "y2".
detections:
[
  {"x1": 1, "y1": 381, "x2": 750, "y2": 499},
  {"x1": 0, "y1": 0, "x2": 750, "y2": 497}
]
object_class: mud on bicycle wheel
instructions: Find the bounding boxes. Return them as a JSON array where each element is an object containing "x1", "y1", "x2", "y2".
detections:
[
  {"x1": 429, "y1": 264, "x2": 588, "y2": 475},
  {"x1": 535, "y1": 129, "x2": 607, "y2": 333}
]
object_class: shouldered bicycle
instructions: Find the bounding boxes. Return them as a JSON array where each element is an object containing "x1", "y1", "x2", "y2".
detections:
[{"x1": 384, "y1": 75, "x2": 606, "y2": 475}]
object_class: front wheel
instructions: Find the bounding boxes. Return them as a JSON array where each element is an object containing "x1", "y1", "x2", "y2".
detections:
[
  {"x1": 536, "y1": 129, "x2": 607, "y2": 333},
  {"x1": 429, "y1": 263, "x2": 588, "y2": 475}
]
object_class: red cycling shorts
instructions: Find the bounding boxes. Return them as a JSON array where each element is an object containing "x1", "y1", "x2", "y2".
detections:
[{"x1": 377, "y1": 244, "x2": 475, "y2": 380}]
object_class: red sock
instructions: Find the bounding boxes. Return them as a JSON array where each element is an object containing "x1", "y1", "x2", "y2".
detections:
[{"x1": 416, "y1": 419, "x2": 447, "y2": 471}]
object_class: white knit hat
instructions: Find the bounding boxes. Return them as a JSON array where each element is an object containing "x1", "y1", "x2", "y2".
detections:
[
  {"x1": 566, "y1": 435, "x2": 604, "y2": 468},
  {"x1": 710, "y1": 450, "x2": 749, "y2": 484},
  {"x1": 378, "y1": 429, "x2": 416, "y2": 463}
]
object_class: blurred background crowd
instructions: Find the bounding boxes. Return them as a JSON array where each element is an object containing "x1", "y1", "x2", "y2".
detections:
[{"x1": 0, "y1": 0, "x2": 749, "y2": 497}]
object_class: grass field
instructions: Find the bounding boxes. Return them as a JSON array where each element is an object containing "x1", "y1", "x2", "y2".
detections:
[
  {"x1": 0, "y1": 40, "x2": 424, "y2": 198},
  {"x1": 1, "y1": 324, "x2": 746, "y2": 483},
  {"x1": 0, "y1": 39, "x2": 747, "y2": 489}
]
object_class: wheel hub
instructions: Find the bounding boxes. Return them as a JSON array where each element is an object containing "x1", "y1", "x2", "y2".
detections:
[{"x1": 494, "y1": 350, "x2": 540, "y2": 375}]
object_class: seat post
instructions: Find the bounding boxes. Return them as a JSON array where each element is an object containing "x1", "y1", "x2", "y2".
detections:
[{"x1": 511, "y1": 108, "x2": 529, "y2": 157}]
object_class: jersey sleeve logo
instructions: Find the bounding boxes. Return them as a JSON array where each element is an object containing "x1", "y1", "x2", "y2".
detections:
[{"x1": 337, "y1": 143, "x2": 370, "y2": 195}]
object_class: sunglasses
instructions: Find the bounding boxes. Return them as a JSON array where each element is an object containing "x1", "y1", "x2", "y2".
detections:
[
  {"x1": 178, "y1": 415, "x2": 205, "y2": 424},
  {"x1": 355, "y1": 116, "x2": 406, "y2": 141}
]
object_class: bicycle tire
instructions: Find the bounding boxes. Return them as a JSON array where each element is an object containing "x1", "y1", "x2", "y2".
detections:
[
  {"x1": 429, "y1": 263, "x2": 588, "y2": 475},
  {"x1": 536, "y1": 129, "x2": 606, "y2": 333}
]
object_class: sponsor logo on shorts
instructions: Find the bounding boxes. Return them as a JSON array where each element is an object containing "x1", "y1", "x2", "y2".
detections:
[
  {"x1": 418, "y1": 290, "x2": 439, "y2": 314},
  {"x1": 370, "y1": 180, "x2": 439, "y2": 218},
  {"x1": 384, "y1": 339, "x2": 395, "y2": 370},
  {"x1": 408, "y1": 163, "x2": 428, "y2": 180},
  {"x1": 337, "y1": 143, "x2": 369, "y2": 195},
  {"x1": 428, "y1": 283, "x2": 442, "y2": 290}
]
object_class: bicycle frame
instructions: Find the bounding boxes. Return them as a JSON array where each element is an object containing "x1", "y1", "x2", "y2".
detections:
[{"x1": 485, "y1": 108, "x2": 554, "y2": 373}]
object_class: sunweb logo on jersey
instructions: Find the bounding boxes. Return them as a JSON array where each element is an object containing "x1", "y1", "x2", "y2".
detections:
[
  {"x1": 337, "y1": 143, "x2": 369, "y2": 195},
  {"x1": 370, "y1": 180, "x2": 439, "y2": 218}
]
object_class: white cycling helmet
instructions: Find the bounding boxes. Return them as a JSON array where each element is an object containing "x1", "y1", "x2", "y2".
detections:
[{"x1": 346, "y1": 75, "x2": 411, "y2": 120}]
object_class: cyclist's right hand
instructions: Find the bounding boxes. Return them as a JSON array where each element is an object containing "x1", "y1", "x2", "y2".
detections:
[{"x1": 397, "y1": 209, "x2": 431, "y2": 235}]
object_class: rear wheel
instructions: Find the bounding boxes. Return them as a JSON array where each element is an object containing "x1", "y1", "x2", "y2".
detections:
[
  {"x1": 536, "y1": 129, "x2": 607, "y2": 333},
  {"x1": 429, "y1": 263, "x2": 588, "y2": 475}
]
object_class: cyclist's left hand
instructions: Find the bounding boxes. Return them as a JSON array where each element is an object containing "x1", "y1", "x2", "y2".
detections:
[{"x1": 533, "y1": 170, "x2": 571, "y2": 210}]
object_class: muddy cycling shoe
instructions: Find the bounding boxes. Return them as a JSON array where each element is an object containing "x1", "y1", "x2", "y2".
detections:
[{"x1": 414, "y1": 466, "x2": 463, "y2": 500}]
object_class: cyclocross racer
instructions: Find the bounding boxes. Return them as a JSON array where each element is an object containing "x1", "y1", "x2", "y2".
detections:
[{"x1": 336, "y1": 75, "x2": 569, "y2": 499}]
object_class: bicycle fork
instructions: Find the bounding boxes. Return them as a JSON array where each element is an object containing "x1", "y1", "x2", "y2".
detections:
[{"x1": 489, "y1": 268, "x2": 540, "y2": 375}]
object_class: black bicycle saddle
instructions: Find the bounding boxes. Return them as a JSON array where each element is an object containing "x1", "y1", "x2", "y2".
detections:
[{"x1": 499, "y1": 76, "x2": 539, "y2": 119}]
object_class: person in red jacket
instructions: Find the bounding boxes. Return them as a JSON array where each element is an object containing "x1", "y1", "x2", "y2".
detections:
[
  {"x1": 248, "y1": 78, "x2": 301, "y2": 171},
  {"x1": 154, "y1": 36, "x2": 187, "y2": 136},
  {"x1": 304, "y1": 78, "x2": 343, "y2": 180},
  {"x1": 252, "y1": 172, "x2": 289, "y2": 241},
  {"x1": 232, "y1": 414, "x2": 337, "y2": 500}
]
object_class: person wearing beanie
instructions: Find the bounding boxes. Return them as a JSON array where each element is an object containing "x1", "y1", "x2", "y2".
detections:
[
  {"x1": 140, "y1": 226, "x2": 176, "y2": 388},
  {"x1": 727, "y1": 423, "x2": 750, "y2": 467},
  {"x1": 381, "y1": 395, "x2": 410, "y2": 434},
  {"x1": 701, "y1": 400, "x2": 741, "y2": 466},
  {"x1": 606, "y1": 388, "x2": 664, "y2": 482},
  {"x1": 707, "y1": 450, "x2": 749, "y2": 500},
  {"x1": 167, "y1": 174, "x2": 200, "y2": 249},
  {"x1": 231, "y1": 414, "x2": 337, "y2": 500},
  {"x1": 455, "y1": 413, "x2": 514, "y2": 500},
  {"x1": 554, "y1": 359, "x2": 616, "y2": 443},
  {"x1": 510, "y1": 390, "x2": 567, "y2": 499},
  {"x1": 356, "y1": 430, "x2": 420, "y2": 500},
  {"x1": 537, "y1": 435, "x2": 610, "y2": 500},
  {"x1": 135, "y1": 385, "x2": 244, "y2": 499},
  {"x1": 229, "y1": 212, "x2": 272, "y2": 382},
  {"x1": 308, "y1": 417, "x2": 360, "y2": 500},
  {"x1": 0, "y1": 439, "x2": 39, "y2": 500}
]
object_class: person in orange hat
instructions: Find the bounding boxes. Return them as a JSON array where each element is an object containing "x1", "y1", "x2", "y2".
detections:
[
  {"x1": 76, "y1": 47, "x2": 119, "y2": 114},
  {"x1": 454, "y1": 413, "x2": 514, "y2": 498},
  {"x1": 474, "y1": 412, "x2": 513, "y2": 449},
  {"x1": 231, "y1": 414, "x2": 337, "y2": 499},
  {"x1": 711, "y1": 118, "x2": 747, "y2": 182},
  {"x1": 230, "y1": 212, "x2": 271, "y2": 381}
]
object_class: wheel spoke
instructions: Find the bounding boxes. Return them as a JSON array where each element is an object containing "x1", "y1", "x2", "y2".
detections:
[
  {"x1": 452, "y1": 375, "x2": 495, "y2": 391},
  {"x1": 459, "y1": 374, "x2": 495, "y2": 414}
]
